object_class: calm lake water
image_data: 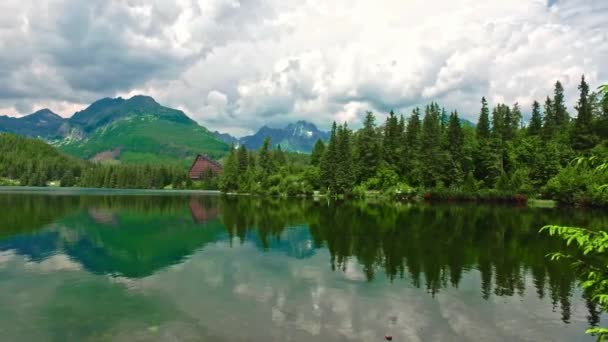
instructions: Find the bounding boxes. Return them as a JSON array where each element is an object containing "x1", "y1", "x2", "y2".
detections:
[{"x1": 0, "y1": 191, "x2": 606, "y2": 342}]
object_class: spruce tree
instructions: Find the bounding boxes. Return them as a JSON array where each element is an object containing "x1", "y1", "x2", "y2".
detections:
[
  {"x1": 355, "y1": 111, "x2": 381, "y2": 182},
  {"x1": 476, "y1": 97, "x2": 491, "y2": 140},
  {"x1": 598, "y1": 91, "x2": 608, "y2": 139},
  {"x1": 219, "y1": 146, "x2": 239, "y2": 192},
  {"x1": 474, "y1": 98, "x2": 500, "y2": 187},
  {"x1": 421, "y1": 103, "x2": 442, "y2": 187},
  {"x1": 445, "y1": 111, "x2": 465, "y2": 186},
  {"x1": 528, "y1": 101, "x2": 543, "y2": 136},
  {"x1": 553, "y1": 81, "x2": 569, "y2": 126},
  {"x1": 403, "y1": 108, "x2": 422, "y2": 185},
  {"x1": 320, "y1": 122, "x2": 338, "y2": 192},
  {"x1": 572, "y1": 75, "x2": 597, "y2": 151},
  {"x1": 383, "y1": 110, "x2": 401, "y2": 168},
  {"x1": 335, "y1": 123, "x2": 355, "y2": 194},
  {"x1": 543, "y1": 97, "x2": 557, "y2": 138},
  {"x1": 258, "y1": 137, "x2": 274, "y2": 178},
  {"x1": 237, "y1": 145, "x2": 249, "y2": 174},
  {"x1": 310, "y1": 140, "x2": 325, "y2": 166}
]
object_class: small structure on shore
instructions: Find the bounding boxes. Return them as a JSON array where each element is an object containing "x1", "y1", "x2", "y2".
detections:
[{"x1": 189, "y1": 154, "x2": 222, "y2": 180}]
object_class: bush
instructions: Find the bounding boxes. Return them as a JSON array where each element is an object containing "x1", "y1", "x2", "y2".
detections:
[{"x1": 543, "y1": 158, "x2": 608, "y2": 206}]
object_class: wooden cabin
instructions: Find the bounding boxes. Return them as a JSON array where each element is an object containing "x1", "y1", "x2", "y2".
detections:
[{"x1": 189, "y1": 154, "x2": 222, "y2": 180}]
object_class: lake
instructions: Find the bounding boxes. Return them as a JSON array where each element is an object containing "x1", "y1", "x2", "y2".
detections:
[{"x1": 0, "y1": 191, "x2": 606, "y2": 341}]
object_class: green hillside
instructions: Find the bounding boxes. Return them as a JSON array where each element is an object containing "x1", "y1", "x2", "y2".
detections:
[
  {"x1": 58, "y1": 112, "x2": 228, "y2": 166},
  {"x1": 0, "y1": 133, "x2": 84, "y2": 184}
]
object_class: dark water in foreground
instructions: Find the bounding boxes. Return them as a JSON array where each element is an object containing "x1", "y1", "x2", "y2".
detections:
[{"x1": 0, "y1": 191, "x2": 606, "y2": 341}]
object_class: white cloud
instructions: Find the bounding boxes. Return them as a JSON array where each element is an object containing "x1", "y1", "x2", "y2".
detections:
[{"x1": 0, "y1": 0, "x2": 606, "y2": 134}]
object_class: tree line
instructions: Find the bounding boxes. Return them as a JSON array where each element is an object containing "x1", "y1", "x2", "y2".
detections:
[
  {"x1": 0, "y1": 133, "x2": 190, "y2": 189},
  {"x1": 219, "y1": 75, "x2": 608, "y2": 204}
]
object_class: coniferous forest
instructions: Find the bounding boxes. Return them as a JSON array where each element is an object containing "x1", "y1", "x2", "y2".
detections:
[
  {"x1": 218, "y1": 76, "x2": 608, "y2": 206},
  {"x1": 1, "y1": 75, "x2": 607, "y2": 206},
  {"x1": 0, "y1": 134, "x2": 190, "y2": 189}
]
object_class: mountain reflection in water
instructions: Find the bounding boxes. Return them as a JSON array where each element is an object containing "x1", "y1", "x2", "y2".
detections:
[{"x1": 0, "y1": 193, "x2": 605, "y2": 341}]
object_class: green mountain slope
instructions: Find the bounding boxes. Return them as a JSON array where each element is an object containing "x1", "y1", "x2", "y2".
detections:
[
  {"x1": 59, "y1": 114, "x2": 228, "y2": 165},
  {"x1": 56, "y1": 95, "x2": 229, "y2": 165},
  {"x1": 0, "y1": 133, "x2": 84, "y2": 182}
]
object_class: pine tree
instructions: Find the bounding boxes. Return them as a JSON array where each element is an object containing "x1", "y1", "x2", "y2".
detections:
[
  {"x1": 598, "y1": 91, "x2": 608, "y2": 139},
  {"x1": 474, "y1": 98, "x2": 500, "y2": 187},
  {"x1": 572, "y1": 75, "x2": 597, "y2": 151},
  {"x1": 237, "y1": 145, "x2": 248, "y2": 174},
  {"x1": 476, "y1": 97, "x2": 491, "y2": 140},
  {"x1": 258, "y1": 137, "x2": 274, "y2": 178},
  {"x1": 543, "y1": 97, "x2": 557, "y2": 138},
  {"x1": 421, "y1": 103, "x2": 442, "y2": 187},
  {"x1": 355, "y1": 111, "x2": 381, "y2": 182},
  {"x1": 219, "y1": 146, "x2": 239, "y2": 192},
  {"x1": 445, "y1": 111, "x2": 465, "y2": 186},
  {"x1": 553, "y1": 81, "x2": 569, "y2": 126},
  {"x1": 310, "y1": 140, "x2": 325, "y2": 166},
  {"x1": 335, "y1": 123, "x2": 355, "y2": 193},
  {"x1": 507, "y1": 102, "x2": 522, "y2": 139},
  {"x1": 383, "y1": 110, "x2": 401, "y2": 168},
  {"x1": 320, "y1": 122, "x2": 338, "y2": 192},
  {"x1": 403, "y1": 108, "x2": 422, "y2": 185},
  {"x1": 528, "y1": 101, "x2": 543, "y2": 136}
]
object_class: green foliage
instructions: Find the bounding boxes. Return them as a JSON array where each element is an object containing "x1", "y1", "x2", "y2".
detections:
[
  {"x1": 310, "y1": 139, "x2": 325, "y2": 166},
  {"x1": 573, "y1": 75, "x2": 599, "y2": 151},
  {"x1": 59, "y1": 115, "x2": 228, "y2": 166},
  {"x1": 528, "y1": 100, "x2": 543, "y2": 136},
  {"x1": 541, "y1": 156, "x2": 608, "y2": 340},
  {"x1": 541, "y1": 225, "x2": 608, "y2": 341},
  {"x1": 354, "y1": 111, "x2": 381, "y2": 182},
  {"x1": 544, "y1": 155, "x2": 608, "y2": 206}
]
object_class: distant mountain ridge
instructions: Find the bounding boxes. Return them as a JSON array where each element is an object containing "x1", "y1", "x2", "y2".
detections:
[
  {"x1": 0, "y1": 95, "x2": 229, "y2": 165},
  {"x1": 0, "y1": 109, "x2": 67, "y2": 138},
  {"x1": 214, "y1": 120, "x2": 330, "y2": 153}
]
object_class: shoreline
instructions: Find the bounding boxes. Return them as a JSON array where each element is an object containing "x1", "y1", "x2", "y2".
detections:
[
  {"x1": 0, "y1": 186, "x2": 561, "y2": 208},
  {"x1": 0, "y1": 186, "x2": 221, "y2": 196}
]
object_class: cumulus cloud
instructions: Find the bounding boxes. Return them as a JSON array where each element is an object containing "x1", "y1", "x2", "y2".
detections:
[{"x1": 0, "y1": 0, "x2": 607, "y2": 134}]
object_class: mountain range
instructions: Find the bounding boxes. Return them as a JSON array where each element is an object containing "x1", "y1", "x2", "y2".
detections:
[
  {"x1": 214, "y1": 121, "x2": 330, "y2": 153},
  {"x1": 0, "y1": 96, "x2": 330, "y2": 165},
  {"x1": 1, "y1": 96, "x2": 228, "y2": 165}
]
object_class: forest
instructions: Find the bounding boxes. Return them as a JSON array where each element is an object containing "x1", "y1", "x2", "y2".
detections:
[
  {"x1": 1, "y1": 75, "x2": 607, "y2": 206},
  {"x1": 219, "y1": 75, "x2": 608, "y2": 206},
  {"x1": 0, "y1": 133, "x2": 190, "y2": 189}
]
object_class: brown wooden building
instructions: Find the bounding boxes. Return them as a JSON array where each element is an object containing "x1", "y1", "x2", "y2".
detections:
[{"x1": 189, "y1": 154, "x2": 222, "y2": 180}]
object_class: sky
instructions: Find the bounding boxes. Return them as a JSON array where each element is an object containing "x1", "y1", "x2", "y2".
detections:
[{"x1": 0, "y1": 0, "x2": 607, "y2": 136}]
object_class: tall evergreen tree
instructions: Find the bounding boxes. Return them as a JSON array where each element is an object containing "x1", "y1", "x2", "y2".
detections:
[
  {"x1": 320, "y1": 122, "x2": 338, "y2": 191},
  {"x1": 237, "y1": 145, "x2": 248, "y2": 174},
  {"x1": 474, "y1": 98, "x2": 500, "y2": 187},
  {"x1": 553, "y1": 81, "x2": 569, "y2": 126},
  {"x1": 335, "y1": 123, "x2": 355, "y2": 193},
  {"x1": 445, "y1": 111, "x2": 465, "y2": 186},
  {"x1": 476, "y1": 97, "x2": 491, "y2": 140},
  {"x1": 310, "y1": 139, "x2": 325, "y2": 166},
  {"x1": 421, "y1": 103, "x2": 442, "y2": 187},
  {"x1": 355, "y1": 111, "x2": 381, "y2": 182},
  {"x1": 572, "y1": 75, "x2": 597, "y2": 151},
  {"x1": 598, "y1": 91, "x2": 608, "y2": 139},
  {"x1": 543, "y1": 97, "x2": 557, "y2": 137},
  {"x1": 258, "y1": 137, "x2": 274, "y2": 178},
  {"x1": 403, "y1": 108, "x2": 422, "y2": 184},
  {"x1": 219, "y1": 146, "x2": 239, "y2": 192},
  {"x1": 528, "y1": 101, "x2": 543, "y2": 136},
  {"x1": 383, "y1": 110, "x2": 401, "y2": 168}
]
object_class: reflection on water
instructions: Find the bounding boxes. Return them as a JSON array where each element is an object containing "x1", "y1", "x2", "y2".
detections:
[{"x1": 0, "y1": 193, "x2": 606, "y2": 341}]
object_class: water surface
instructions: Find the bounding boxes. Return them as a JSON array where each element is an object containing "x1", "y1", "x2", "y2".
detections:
[{"x1": 0, "y1": 192, "x2": 606, "y2": 341}]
